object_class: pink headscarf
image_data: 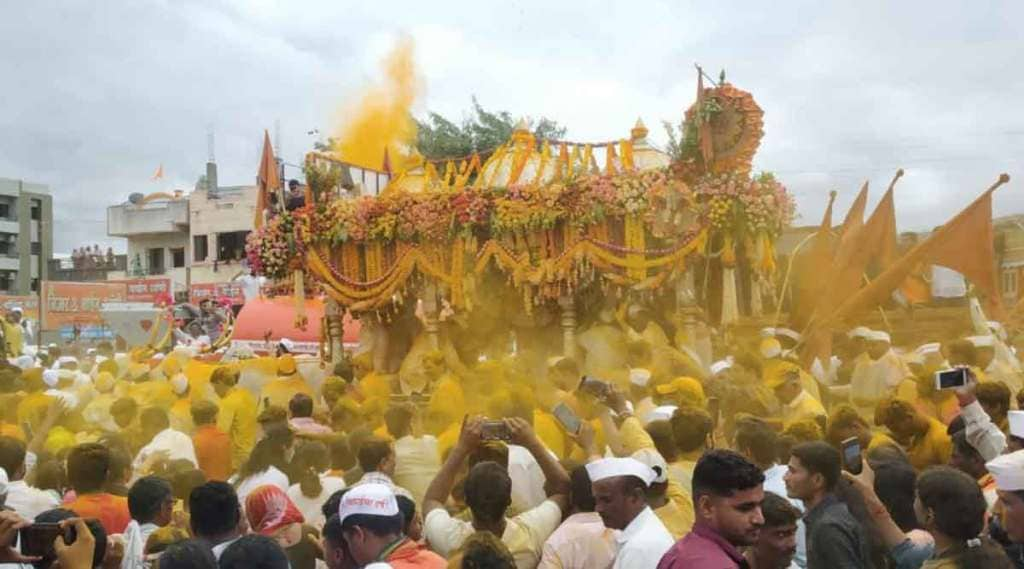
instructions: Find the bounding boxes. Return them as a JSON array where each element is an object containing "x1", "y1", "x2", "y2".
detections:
[{"x1": 245, "y1": 484, "x2": 305, "y2": 536}]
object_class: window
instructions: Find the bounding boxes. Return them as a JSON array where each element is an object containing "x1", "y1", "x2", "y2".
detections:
[
  {"x1": 30, "y1": 201, "x2": 41, "y2": 220},
  {"x1": 147, "y1": 248, "x2": 165, "y2": 275},
  {"x1": 0, "y1": 203, "x2": 9, "y2": 219},
  {"x1": 30, "y1": 278, "x2": 38, "y2": 293},
  {"x1": 217, "y1": 230, "x2": 249, "y2": 263},
  {"x1": 30, "y1": 242, "x2": 41, "y2": 255},
  {"x1": 193, "y1": 235, "x2": 208, "y2": 262},
  {"x1": 0, "y1": 272, "x2": 11, "y2": 292},
  {"x1": 171, "y1": 247, "x2": 185, "y2": 268},
  {"x1": 0, "y1": 242, "x2": 10, "y2": 257},
  {"x1": 1003, "y1": 270, "x2": 1018, "y2": 296}
]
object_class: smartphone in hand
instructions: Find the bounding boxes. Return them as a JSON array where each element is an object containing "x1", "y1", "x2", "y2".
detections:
[{"x1": 841, "y1": 437, "x2": 863, "y2": 475}]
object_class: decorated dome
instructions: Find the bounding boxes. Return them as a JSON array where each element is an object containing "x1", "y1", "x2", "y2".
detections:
[{"x1": 629, "y1": 118, "x2": 671, "y2": 171}]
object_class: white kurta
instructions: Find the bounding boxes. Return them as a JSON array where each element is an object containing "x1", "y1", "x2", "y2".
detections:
[
  {"x1": 850, "y1": 350, "x2": 907, "y2": 418},
  {"x1": 612, "y1": 506, "x2": 675, "y2": 569}
]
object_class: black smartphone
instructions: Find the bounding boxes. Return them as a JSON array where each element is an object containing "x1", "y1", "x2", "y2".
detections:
[
  {"x1": 480, "y1": 420, "x2": 512, "y2": 441},
  {"x1": 552, "y1": 403, "x2": 582, "y2": 435},
  {"x1": 841, "y1": 436, "x2": 863, "y2": 475},
  {"x1": 935, "y1": 368, "x2": 968, "y2": 390},
  {"x1": 20, "y1": 523, "x2": 74, "y2": 558},
  {"x1": 578, "y1": 376, "x2": 610, "y2": 400}
]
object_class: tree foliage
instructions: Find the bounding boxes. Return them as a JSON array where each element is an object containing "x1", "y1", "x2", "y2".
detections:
[
  {"x1": 415, "y1": 97, "x2": 567, "y2": 160},
  {"x1": 313, "y1": 97, "x2": 568, "y2": 163}
]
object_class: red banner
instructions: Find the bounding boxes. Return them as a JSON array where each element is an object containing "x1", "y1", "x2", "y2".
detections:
[
  {"x1": 109, "y1": 278, "x2": 172, "y2": 303},
  {"x1": 41, "y1": 281, "x2": 127, "y2": 330},
  {"x1": 0, "y1": 296, "x2": 41, "y2": 320},
  {"x1": 189, "y1": 282, "x2": 245, "y2": 305}
]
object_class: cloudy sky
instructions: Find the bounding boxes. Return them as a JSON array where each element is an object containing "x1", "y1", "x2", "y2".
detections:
[{"x1": 2, "y1": 1, "x2": 1022, "y2": 253}]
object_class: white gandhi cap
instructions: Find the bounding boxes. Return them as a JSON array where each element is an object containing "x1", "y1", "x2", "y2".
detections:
[
  {"x1": 631, "y1": 449, "x2": 669, "y2": 484},
  {"x1": 987, "y1": 450, "x2": 1024, "y2": 491},
  {"x1": 585, "y1": 457, "x2": 657, "y2": 486},
  {"x1": 629, "y1": 368, "x2": 652, "y2": 387},
  {"x1": 338, "y1": 483, "x2": 399, "y2": 525},
  {"x1": 1009, "y1": 411, "x2": 1024, "y2": 439}
]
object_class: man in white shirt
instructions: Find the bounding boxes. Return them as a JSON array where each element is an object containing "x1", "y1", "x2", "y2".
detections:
[
  {"x1": 586, "y1": 457, "x2": 674, "y2": 569},
  {"x1": 234, "y1": 270, "x2": 265, "y2": 303},
  {"x1": 0, "y1": 436, "x2": 58, "y2": 521},
  {"x1": 849, "y1": 331, "x2": 907, "y2": 419},
  {"x1": 132, "y1": 407, "x2": 197, "y2": 473},
  {"x1": 385, "y1": 403, "x2": 440, "y2": 506},
  {"x1": 422, "y1": 416, "x2": 570, "y2": 569}
]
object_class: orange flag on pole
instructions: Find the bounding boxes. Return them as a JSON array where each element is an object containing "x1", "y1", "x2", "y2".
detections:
[
  {"x1": 151, "y1": 164, "x2": 164, "y2": 181},
  {"x1": 255, "y1": 130, "x2": 280, "y2": 230},
  {"x1": 821, "y1": 170, "x2": 902, "y2": 318},
  {"x1": 791, "y1": 190, "x2": 837, "y2": 329},
  {"x1": 829, "y1": 173, "x2": 1010, "y2": 324},
  {"x1": 839, "y1": 181, "x2": 869, "y2": 242}
]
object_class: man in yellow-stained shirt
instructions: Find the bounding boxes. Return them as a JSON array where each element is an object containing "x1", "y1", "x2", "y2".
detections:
[
  {"x1": 211, "y1": 366, "x2": 257, "y2": 470},
  {"x1": 260, "y1": 354, "x2": 313, "y2": 410}
]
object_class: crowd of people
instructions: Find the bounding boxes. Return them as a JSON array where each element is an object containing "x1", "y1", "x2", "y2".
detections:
[{"x1": 1, "y1": 295, "x2": 1024, "y2": 569}]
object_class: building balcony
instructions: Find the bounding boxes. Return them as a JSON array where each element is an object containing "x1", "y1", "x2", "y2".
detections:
[{"x1": 107, "y1": 200, "x2": 189, "y2": 237}]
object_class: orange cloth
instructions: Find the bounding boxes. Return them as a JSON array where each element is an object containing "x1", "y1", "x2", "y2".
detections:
[
  {"x1": 193, "y1": 425, "x2": 233, "y2": 482},
  {"x1": 0, "y1": 423, "x2": 25, "y2": 441},
  {"x1": 66, "y1": 493, "x2": 131, "y2": 535}
]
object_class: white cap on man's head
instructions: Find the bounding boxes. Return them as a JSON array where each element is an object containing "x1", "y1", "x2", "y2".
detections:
[
  {"x1": 629, "y1": 368, "x2": 652, "y2": 387},
  {"x1": 1009, "y1": 411, "x2": 1024, "y2": 439},
  {"x1": 865, "y1": 330, "x2": 891, "y2": 343},
  {"x1": 775, "y1": 328, "x2": 802, "y2": 343},
  {"x1": 710, "y1": 360, "x2": 733, "y2": 376},
  {"x1": 585, "y1": 457, "x2": 657, "y2": 486},
  {"x1": 759, "y1": 327, "x2": 776, "y2": 338},
  {"x1": 631, "y1": 449, "x2": 669, "y2": 484},
  {"x1": 967, "y1": 335, "x2": 995, "y2": 348},
  {"x1": 42, "y1": 369, "x2": 59, "y2": 388},
  {"x1": 338, "y1": 483, "x2": 399, "y2": 526},
  {"x1": 848, "y1": 326, "x2": 872, "y2": 339},
  {"x1": 279, "y1": 338, "x2": 296, "y2": 351},
  {"x1": 987, "y1": 450, "x2": 1024, "y2": 491},
  {"x1": 916, "y1": 343, "x2": 942, "y2": 356}
]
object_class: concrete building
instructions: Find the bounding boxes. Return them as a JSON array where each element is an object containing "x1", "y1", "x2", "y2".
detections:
[
  {"x1": 0, "y1": 177, "x2": 53, "y2": 295},
  {"x1": 106, "y1": 161, "x2": 257, "y2": 298}
]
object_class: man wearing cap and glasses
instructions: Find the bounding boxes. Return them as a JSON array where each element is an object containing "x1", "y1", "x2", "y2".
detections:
[
  {"x1": 587, "y1": 456, "x2": 674, "y2": 569},
  {"x1": 337, "y1": 482, "x2": 445, "y2": 568},
  {"x1": 986, "y1": 450, "x2": 1024, "y2": 567}
]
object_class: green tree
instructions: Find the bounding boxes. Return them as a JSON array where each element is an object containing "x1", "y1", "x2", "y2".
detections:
[
  {"x1": 416, "y1": 97, "x2": 567, "y2": 160},
  {"x1": 313, "y1": 98, "x2": 567, "y2": 163}
]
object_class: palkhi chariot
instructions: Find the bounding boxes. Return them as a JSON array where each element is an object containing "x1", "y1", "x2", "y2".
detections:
[{"x1": 246, "y1": 71, "x2": 796, "y2": 381}]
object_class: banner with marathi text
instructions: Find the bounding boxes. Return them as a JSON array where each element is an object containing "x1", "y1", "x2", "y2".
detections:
[
  {"x1": 0, "y1": 295, "x2": 40, "y2": 320},
  {"x1": 189, "y1": 282, "x2": 245, "y2": 305},
  {"x1": 41, "y1": 281, "x2": 127, "y2": 330},
  {"x1": 109, "y1": 278, "x2": 172, "y2": 303}
]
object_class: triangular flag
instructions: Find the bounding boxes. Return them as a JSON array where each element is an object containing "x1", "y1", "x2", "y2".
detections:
[
  {"x1": 827, "y1": 174, "x2": 1010, "y2": 322},
  {"x1": 839, "y1": 181, "x2": 868, "y2": 242},
  {"x1": 791, "y1": 190, "x2": 837, "y2": 329},
  {"x1": 255, "y1": 130, "x2": 280, "y2": 230},
  {"x1": 151, "y1": 164, "x2": 164, "y2": 181},
  {"x1": 382, "y1": 146, "x2": 392, "y2": 176}
]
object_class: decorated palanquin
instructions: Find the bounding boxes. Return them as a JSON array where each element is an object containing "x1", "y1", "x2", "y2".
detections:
[{"x1": 247, "y1": 76, "x2": 794, "y2": 336}]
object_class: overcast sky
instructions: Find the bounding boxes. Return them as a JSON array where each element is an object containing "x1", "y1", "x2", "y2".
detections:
[{"x1": 2, "y1": 1, "x2": 1022, "y2": 254}]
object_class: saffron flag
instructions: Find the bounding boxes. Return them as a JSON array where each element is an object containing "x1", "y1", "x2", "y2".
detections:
[
  {"x1": 151, "y1": 164, "x2": 164, "y2": 181},
  {"x1": 829, "y1": 174, "x2": 1010, "y2": 323},
  {"x1": 839, "y1": 181, "x2": 868, "y2": 241},
  {"x1": 255, "y1": 130, "x2": 280, "y2": 230},
  {"x1": 791, "y1": 191, "x2": 837, "y2": 330}
]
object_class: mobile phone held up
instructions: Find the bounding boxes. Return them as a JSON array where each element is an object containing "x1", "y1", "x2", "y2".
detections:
[
  {"x1": 480, "y1": 420, "x2": 512, "y2": 441},
  {"x1": 20, "y1": 523, "x2": 75, "y2": 559},
  {"x1": 552, "y1": 402, "x2": 582, "y2": 435},
  {"x1": 935, "y1": 368, "x2": 968, "y2": 390},
  {"x1": 841, "y1": 436, "x2": 863, "y2": 475}
]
